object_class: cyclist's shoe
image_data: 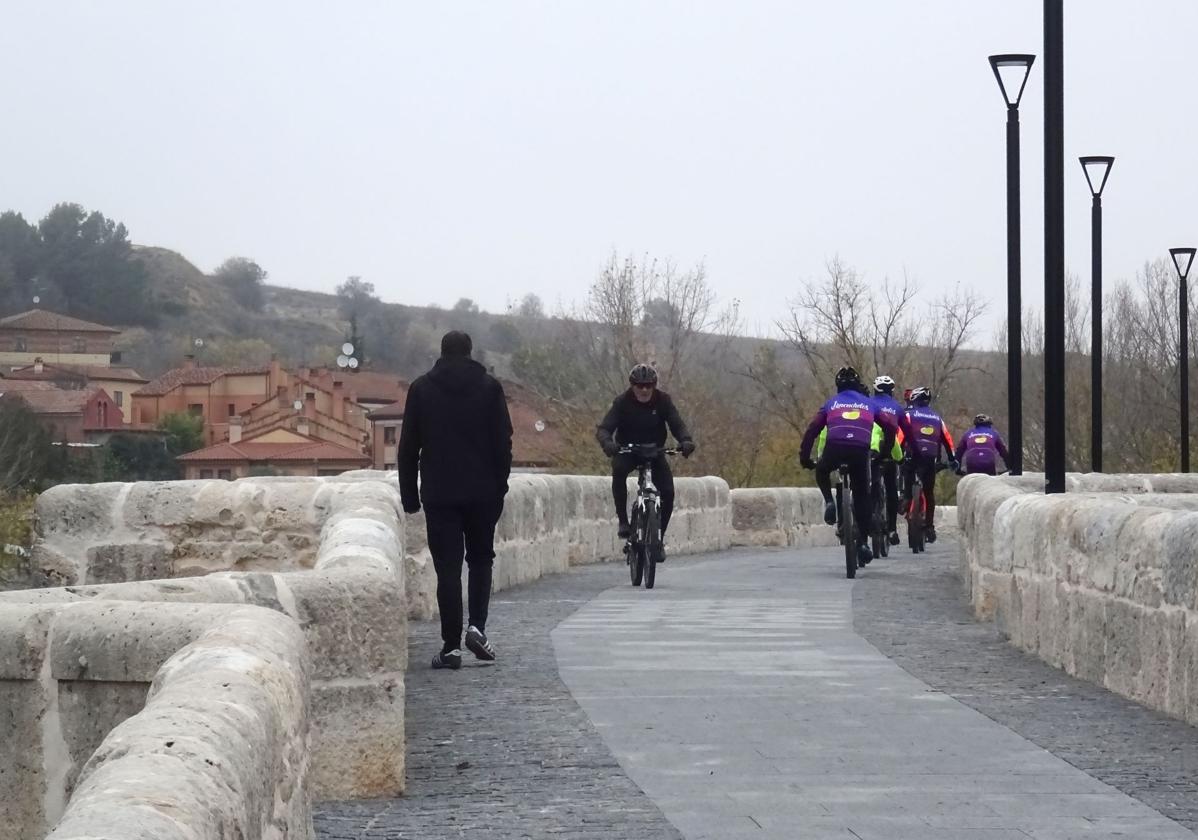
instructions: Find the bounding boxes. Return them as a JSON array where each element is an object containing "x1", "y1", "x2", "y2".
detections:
[
  {"x1": 465, "y1": 626, "x2": 496, "y2": 661},
  {"x1": 926, "y1": 526, "x2": 938, "y2": 544},
  {"x1": 823, "y1": 501, "x2": 837, "y2": 525},
  {"x1": 888, "y1": 530, "x2": 900, "y2": 546},
  {"x1": 856, "y1": 543, "x2": 873, "y2": 567},
  {"x1": 431, "y1": 648, "x2": 462, "y2": 670},
  {"x1": 617, "y1": 523, "x2": 631, "y2": 539}
]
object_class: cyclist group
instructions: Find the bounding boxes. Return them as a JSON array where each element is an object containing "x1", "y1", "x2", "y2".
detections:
[{"x1": 596, "y1": 362, "x2": 1010, "y2": 570}]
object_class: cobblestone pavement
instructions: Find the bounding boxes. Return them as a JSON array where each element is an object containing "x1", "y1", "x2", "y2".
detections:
[
  {"x1": 317, "y1": 543, "x2": 1198, "y2": 839},
  {"x1": 853, "y1": 539, "x2": 1198, "y2": 832},
  {"x1": 313, "y1": 562, "x2": 685, "y2": 840}
]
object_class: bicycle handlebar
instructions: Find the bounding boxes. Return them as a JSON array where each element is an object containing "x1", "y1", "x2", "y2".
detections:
[{"x1": 615, "y1": 444, "x2": 681, "y2": 457}]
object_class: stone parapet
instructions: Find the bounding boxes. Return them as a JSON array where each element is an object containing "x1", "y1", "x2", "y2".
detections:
[
  {"x1": 1, "y1": 601, "x2": 311, "y2": 840},
  {"x1": 402, "y1": 474, "x2": 732, "y2": 619},
  {"x1": 957, "y1": 472, "x2": 1198, "y2": 725},
  {"x1": 2, "y1": 476, "x2": 407, "y2": 808}
]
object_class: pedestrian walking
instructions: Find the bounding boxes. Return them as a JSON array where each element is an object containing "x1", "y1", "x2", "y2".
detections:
[{"x1": 398, "y1": 330, "x2": 513, "y2": 670}]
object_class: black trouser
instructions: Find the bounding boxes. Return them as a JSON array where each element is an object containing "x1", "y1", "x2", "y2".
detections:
[
  {"x1": 903, "y1": 458, "x2": 940, "y2": 526},
  {"x1": 425, "y1": 498, "x2": 504, "y2": 651},
  {"x1": 815, "y1": 443, "x2": 871, "y2": 545},
  {"x1": 612, "y1": 453, "x2": 675, "y2": 535},
  {"x1": 880, "y1": 459, "x2": 899, "y2": 531}
]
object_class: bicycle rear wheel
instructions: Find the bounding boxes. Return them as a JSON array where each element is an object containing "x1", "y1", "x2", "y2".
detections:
[
  {"x1": 843, "y1": 481, "x2": 857, "y2": 580},
  {"x1": 644, "y1": 502, "x2": 660, "y2": 590}
]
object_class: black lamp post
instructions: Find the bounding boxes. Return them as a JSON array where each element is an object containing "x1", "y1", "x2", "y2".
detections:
[
  {"x1": 1079, "y1": 156, "x2": 1114, "y2": 472},
  {"x1": 1171, "y1": 247, "x2": 1196, "y2": 472},
  {"x1": 989, "y1": 53, "x2": 1035, "y2": 476},
  {"x1": 1043, "y1": 0, "x2": 1066, "y2": 494}
]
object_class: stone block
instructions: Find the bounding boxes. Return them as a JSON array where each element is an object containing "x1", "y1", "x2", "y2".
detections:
[
  {"x1": 56, "y1": 680, "x2": 149, "y2": 800},
  {"x1": 310, "y1": 680, "x2": 404, "y2": 799}
]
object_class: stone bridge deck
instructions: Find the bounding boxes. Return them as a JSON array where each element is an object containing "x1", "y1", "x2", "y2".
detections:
[{"x1": 315, "y1": 543, "x2": 1198, "y2": 840}]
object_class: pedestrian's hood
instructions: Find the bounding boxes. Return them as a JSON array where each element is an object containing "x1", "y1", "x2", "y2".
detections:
[{"x1": 428, "y1": 356, "x2": 488, "y2": 393}]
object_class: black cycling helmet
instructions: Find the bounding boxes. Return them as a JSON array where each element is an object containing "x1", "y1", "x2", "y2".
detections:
[
  {"x1": 835, "y1": 366, "x2": 863, "y2": 392},
  {"x1": 910, "y1": 385, "x2": 932, "y2": 405},
  {"x1": 974, "y1": 413, "x2": 992, "y2": 426},
  {"x1": 628, "y1": 363, "x2": 658, "y2": 386}
]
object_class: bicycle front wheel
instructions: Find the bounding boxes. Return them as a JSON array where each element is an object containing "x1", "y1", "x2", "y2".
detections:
[{"x1": 644, "y1": 503, "x2": 660, "y2": 590}]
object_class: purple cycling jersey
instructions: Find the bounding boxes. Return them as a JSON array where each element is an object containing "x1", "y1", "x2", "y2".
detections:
[
  {"x1": 822, "y1": 394, "x2": 877, "y2": 448},
  {"x1": 907, "y1": 406, "x2": 953, "y2": 460},
  {"x1": 957, "y1": 424, "x2": 1007, "y2": 473}
]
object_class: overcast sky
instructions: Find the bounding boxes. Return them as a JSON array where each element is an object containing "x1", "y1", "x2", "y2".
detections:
[{"x1": 3, "y1": 2, "x2": 1196, "y2": 341}]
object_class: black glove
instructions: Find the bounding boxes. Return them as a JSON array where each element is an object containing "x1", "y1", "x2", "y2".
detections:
[
  {"x1": 950, "y1": 458, "x2": 961, "y2": 474},
  {"x1": 602, "y1": 441, "x2": 619, "y2": 457},
  {"x1": 800, "y1": 455, "x2": 816, "y2": 470},
  {"x1": 680, "y1": 440, "x2": 696, "y2": 457}
]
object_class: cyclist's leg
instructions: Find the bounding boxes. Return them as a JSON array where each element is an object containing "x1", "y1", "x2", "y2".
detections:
[
  {"x1": 883, "y1": 460, "x2": 899, "y2": 531},
  {"x1": 611, "y1": 454, "x2": 635, "y2": 528},
  {"x1": 921, "y1": 462, "x2": 938, "y2": 525},
  {"x1": 814, "y1": 452, "x2": 835, "y2": 502},
  {"x1": 847, "y1": 452, "x2": 872, "y2": 545},
  {"x1": 653, "y1": 454, "x2": 675, "y2": 536}
]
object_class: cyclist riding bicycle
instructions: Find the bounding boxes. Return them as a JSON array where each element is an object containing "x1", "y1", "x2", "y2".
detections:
[
  {"x1": 954, "y1": 413, "x2": 1010, "y2": 476},
  {"x1": 872, "y1": 375, "x2": 906, "y2": 545},
  {"x1": 902, "y1": 386, "x2": 958, "y2": 544},
  {"x1": 596, "y1": 364, "x2": 696, "y2": 559},
  {"x1": 799, "y1": 366, "x2": 899, "y2": 568}
]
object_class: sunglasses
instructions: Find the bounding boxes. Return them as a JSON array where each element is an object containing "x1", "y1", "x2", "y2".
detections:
[{"x1": 633, "y1": 383, "x2": 655, "y2": 390}]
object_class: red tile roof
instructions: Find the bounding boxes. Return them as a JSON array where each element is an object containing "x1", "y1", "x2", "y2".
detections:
[
  {"x1": 3, "y1": 363, "x2": 146, "y2": 383},
  {"x1": 367, "y1": 399, "x2": 404, "y2": 421},
  {"x1": 7, "y1": 387, "x2": 106, "y2": 415},
  {"x1": 136, "y1": 365, "x2": 270, "y2": 397},
  {"x1": 0, "y1": 380, "x2": 59, "y2": 394},
  {"x1": 0, "y1": 309, "x2": 120, "y2": 334},
  {"x1": 178, "y1": 435, "x2": 371, "y2": 464}
]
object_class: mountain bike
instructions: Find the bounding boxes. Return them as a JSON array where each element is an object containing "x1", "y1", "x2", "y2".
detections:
[
  {"x1": 619, "y1": 444, "x2": 679, "y2": 589},
  {"x1": 904, "y1": 460, "x2": 949, "y2": 553}
]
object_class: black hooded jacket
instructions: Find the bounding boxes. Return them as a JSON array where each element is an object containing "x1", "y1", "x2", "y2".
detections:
[
  {"x1": 595, "y1": 388, "x2": 692, "y2": 449},
  {"x1": 398, "y1": 356, "x2": 513, "y2": 508}
]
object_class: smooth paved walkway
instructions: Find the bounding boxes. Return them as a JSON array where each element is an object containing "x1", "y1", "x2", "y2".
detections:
[
  {"x1": 316, "y1": 543, "x2": 1198, "y2": 839},
  {"x1": 554, "y1": 549, "x2": 1195, "y2": 840}
]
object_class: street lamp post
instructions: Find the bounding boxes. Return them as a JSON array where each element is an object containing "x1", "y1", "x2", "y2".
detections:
[
  {"x1": 1170, "y1": 247, "x2": 1197, "y2": 472},
  {"x1": 989, "y1": 53, "x2": 1035, "y2": 477},
  {"x1": 1080, "y1": 156, "x2": 1114, "y2": 472},
  {"x1": 1043, "y1": 0, "x2": 1066, "y2": 494}
]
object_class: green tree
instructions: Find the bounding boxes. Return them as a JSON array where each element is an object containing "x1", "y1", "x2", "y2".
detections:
[
  {"x1": 157, "y1": 412, "x2": 205, "y2": 455},
  {"x1": 487, "y1": 320, "x2": 524, "y2": 354},
  {"x1": 214, "y1": 257, "x2": 267, "y2": 312},
  {"x1": 0, "y1": 396, "x2": 50, "y2": 493},
  {"x1": 37, "y1": 203, "x2": 156, "y2": 325},
  {"x1": 453, "y1": 297, "x2": 480, "y2": 314},
  {"x1": 517, "y1": 293, "x2": 545, "y2": 319},
  {"x1": 104, "y1": 434, "x2": 180, "y2": 481},
  {"x1": 336, "y1": 275, "x2": 378, "y2": 320}
]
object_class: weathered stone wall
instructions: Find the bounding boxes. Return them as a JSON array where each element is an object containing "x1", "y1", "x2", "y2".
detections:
[
  {"x1": 1, "y1": 601, "x2": 311, "y2": 840},
  {"x1": 403, "y1": 474, "x2": 732, "y2": 619},
  {"x1": 957, "y1": 472, "x2": 1198, "y2": 725},
  {"x1": 2, "y1": 476, "x2": 407, "y2": 808},
  {"x1": 729, "y1": 488, "x2": 957, "y2": 548}
]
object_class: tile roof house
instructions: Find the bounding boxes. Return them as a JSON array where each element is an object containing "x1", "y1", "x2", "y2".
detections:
[
  {"x1": 2, "y1": 359, "x2": 147, "y2": 422},
  {"x1": 130, "y1": 358, "x2": 278, "y2": 445},
  {"x1": 0, "y1": 385, "x2": 124, "y2": 442},
  {"x1": 0, "y1": 309, "x2": 123, "y2": 369},
  {"x1": 176, "y1": 428, "x2": 371, "y2": 479}
]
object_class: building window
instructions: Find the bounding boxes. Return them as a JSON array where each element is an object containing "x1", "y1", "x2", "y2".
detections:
[
  {"x1": 217, "y1": 469, "x2": 232, "y2": 480},
  {"x1": 199, "y1": 469, "x2": 214, "y2": 479},
  {"x1": 72, "y1": 337, "x2": 86, "y2": 353},
  {"x1": 384, "y1": 426, "x2": 397, "y2": 444},
  {"x1": 188, "y1": 404, "x2": 203, "y2": 416},
  {"x1": 14, "y1": 337, "x2": 26, "y2": 351},
  {"x1": 228, "y1": 403, "x2": 236, "y2": 417},
  {"x1": 113, "y1": 391, "x2": 124, "y2": 407}
]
